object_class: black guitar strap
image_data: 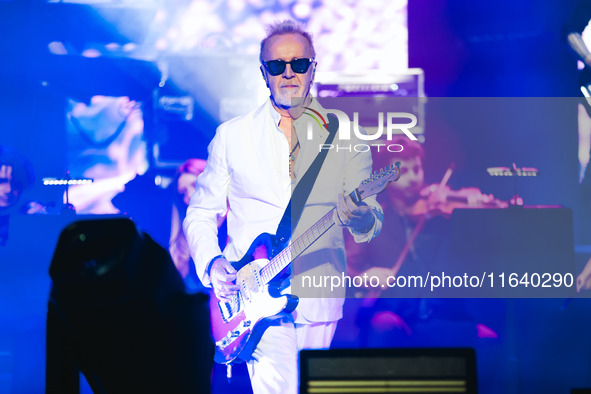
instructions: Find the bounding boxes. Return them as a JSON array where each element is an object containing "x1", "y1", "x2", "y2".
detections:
[{"x1": 275, "y1": 113, "x2": 339, "y2": 245}]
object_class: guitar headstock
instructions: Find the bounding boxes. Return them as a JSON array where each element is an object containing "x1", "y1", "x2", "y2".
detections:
[{"x1": 353, "y1": 162, "x2": 401, "y2": 203}]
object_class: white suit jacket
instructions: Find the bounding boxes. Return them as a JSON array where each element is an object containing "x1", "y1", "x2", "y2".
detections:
[{"x1": 184, "y1": 98, "x2": 382, "y2": 322}]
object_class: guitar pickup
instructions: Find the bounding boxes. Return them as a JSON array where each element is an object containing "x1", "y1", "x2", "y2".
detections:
[{"x1": 230, "y1": 330, "x2": 240, "y2": 338}]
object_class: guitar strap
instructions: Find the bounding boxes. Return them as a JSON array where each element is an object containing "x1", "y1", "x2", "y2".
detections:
[{"x1": 275, "y1": 113, "x2": 339, "y2": 245}]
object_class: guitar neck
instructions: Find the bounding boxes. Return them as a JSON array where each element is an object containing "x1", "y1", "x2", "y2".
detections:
[
  {"x1": 255, "y1": 163, "x2": 400, "y2": 286},
  {"x1": 259, "y1": 207, "x2": 336, "y2": 285},
  {"x1": 260, "y1": 189, "x2": 363, "y2": 283}
]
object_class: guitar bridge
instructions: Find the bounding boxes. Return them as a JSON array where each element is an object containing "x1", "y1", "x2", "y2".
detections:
[{"x1": 219, "y1": 293, "x2": 241, "y2": 323}]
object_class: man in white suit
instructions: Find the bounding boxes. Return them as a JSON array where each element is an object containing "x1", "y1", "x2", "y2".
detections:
[{"x1": 184, "y1": 20, "x2": 383, "y2": 393}]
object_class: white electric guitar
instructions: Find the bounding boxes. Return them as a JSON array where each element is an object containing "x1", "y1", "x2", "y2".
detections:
[{"x1": 209, "y1": 163, "x2": 401, "y2": 363}]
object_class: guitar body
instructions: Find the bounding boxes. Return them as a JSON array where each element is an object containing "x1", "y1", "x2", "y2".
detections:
[
  {"x1": 208, "y1": 164, "x2": 400, "y2": 364},
  {"x1": 210, "y1": 233, "x2": 298, "y2": 364}
]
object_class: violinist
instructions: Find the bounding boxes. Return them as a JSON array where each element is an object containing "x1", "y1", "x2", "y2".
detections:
[
  {"x1": 349, "y1": 137, "x2": 506, "y2": 287},
  {"x1": 347, "y1": 137, "x2": 449, "y2": 295},
  {"x1": 347, "y1": 136, "x2": 500, "y2": 347}
]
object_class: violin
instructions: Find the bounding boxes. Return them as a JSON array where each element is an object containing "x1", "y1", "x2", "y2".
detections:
[
  {"x1": 407, "y1": 184, "x2": 508, "y2": 219},
  {"x1": 357, "y1": 165, "x2": 507, "y2": 299}
]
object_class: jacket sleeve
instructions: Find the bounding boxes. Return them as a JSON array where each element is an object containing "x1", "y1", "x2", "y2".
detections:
[
  {"x1": 342, "y1": 131, "x2": 383, "y2": 243},
  {"x1": 183, "y1": 125, "x2": 230, "y2": 287}
]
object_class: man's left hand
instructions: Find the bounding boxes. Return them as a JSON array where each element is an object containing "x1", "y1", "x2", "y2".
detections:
[{"x1": 335, "y1": 193, "x2": 375, "y2": 234}]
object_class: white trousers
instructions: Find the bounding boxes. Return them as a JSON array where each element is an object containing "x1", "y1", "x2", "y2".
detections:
[{"x1": 246, "y1": 317, "x2": 338, "y2": 394}]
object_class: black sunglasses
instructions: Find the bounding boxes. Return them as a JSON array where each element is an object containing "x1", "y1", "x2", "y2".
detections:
[{"x1": 263, "y1": 58, "x2": 313, "y2": 76}]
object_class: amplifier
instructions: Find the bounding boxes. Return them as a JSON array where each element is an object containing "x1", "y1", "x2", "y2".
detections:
[{"x1": 314, "y1": 69, "x2": 425, "y2": 140}]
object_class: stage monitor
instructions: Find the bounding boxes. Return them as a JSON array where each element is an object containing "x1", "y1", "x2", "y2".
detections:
[{"x1": 300, "y1": 347, "x2": 477, "y2": 394}]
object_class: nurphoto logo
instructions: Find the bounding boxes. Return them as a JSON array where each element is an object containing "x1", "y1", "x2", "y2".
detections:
[{"x1": 304, "y1": 107, "x2": 418, "y2": 153}]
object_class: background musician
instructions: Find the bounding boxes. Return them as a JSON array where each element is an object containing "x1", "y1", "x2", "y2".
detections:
[
  {"x1": 169, "y1": 158, "x2": 228, "y2": 292},
  {"x1": 183, "y1": 20, "x2": 383, "y2": 393},
  {"x1": 346, "y1": 137, "x2": 501, "y2": 347}
]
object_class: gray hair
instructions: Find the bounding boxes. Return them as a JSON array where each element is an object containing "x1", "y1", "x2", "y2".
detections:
[{"x1": 259, "y1": 20, "x2": 316, "y2": 64}]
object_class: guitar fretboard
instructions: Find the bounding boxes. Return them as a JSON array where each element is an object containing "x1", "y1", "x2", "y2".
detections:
[{"x1": 259, "y1": 208, "x2": 336, "y2": 284}]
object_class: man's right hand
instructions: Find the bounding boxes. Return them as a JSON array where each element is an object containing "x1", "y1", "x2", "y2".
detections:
[{"x1": 210, "y1": 257, "x2": 240, "y2": 301}]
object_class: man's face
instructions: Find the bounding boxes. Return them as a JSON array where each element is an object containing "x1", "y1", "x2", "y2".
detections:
[
  {"x1": 388, "y1": 156, "x2": 424, "y2": 202},
  {"x1": 261, "y1": 33, "x2": 315, "y2": 109},
  {"x1": 0, "y1": 165, "x2": 16, "y2": 208}
]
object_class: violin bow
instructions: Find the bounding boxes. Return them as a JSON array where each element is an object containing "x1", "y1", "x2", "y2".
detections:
[
  {"x1": 362, "y1": 164, "x2": 455, "y2": 301},
  {"x1": 390, "y1": 164, "x2": 455, "y2": 277}
]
